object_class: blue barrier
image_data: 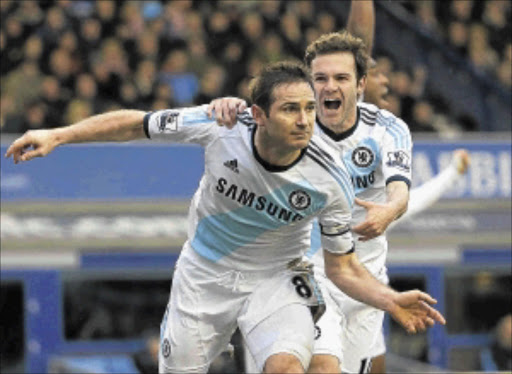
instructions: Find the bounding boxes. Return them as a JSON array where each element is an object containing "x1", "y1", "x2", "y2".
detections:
[{"x1": 1, "y1": 140, "x2": 510, "y2": 201}]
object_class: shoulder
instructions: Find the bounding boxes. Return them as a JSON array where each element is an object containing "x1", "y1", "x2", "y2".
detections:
[
  {"x1": 305, "y1": 136, "x2": 355, "y2": 205},
  {"x1": 372, "y1": 107, "x2": 410, "y2": 130},
  {"x1": 358, "y1": 102, "x2": 380, "y2": 121}
]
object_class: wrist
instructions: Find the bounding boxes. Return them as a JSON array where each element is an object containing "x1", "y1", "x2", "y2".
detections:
[
  {"x1": 382, "y1": 290, "x2": 400, "y2": 313},
  {"x1": 53, "y1": 128, "x2": 69, "y2": 147}
]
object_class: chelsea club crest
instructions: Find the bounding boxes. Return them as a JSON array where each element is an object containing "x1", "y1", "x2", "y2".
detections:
[
  {"x1": 289, "y1": 190, "x2": 311, "y2": 211},
  {"x1": 352, "y1": 146, "x2": 374, "y2": 168}
]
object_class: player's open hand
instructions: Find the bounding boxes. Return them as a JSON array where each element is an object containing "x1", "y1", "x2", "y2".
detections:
[
  {"x1": 389, "y1": 290, "x2": 446, "y2": 334},
  {"x1": 4, "y1": 129, "x2": 59, "y2": 164},
  {"x1": 351, "y1": 198, "x2": 396, "y2": 241},
  {"x1": 206, "y1": 97, "x2": 247, "y2": 128}
]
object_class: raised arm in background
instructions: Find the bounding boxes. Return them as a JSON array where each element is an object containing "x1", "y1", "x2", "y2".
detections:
[{"x1": 346, "y1": 0, "x2": 375, "y2": 53}]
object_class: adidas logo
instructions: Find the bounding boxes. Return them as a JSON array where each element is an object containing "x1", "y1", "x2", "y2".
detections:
[{"x1": 223, "y1": 159, "x2": 239, "y2": 173}]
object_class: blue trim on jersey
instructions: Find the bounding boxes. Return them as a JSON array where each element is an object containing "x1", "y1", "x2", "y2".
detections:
[
  {"x1": 389, "y1": 120, "x2": 409, "y2": 149},
  {"x1": 182, "y1": 112, "x2": 213, "y2": 125},
  {"x1": 191, "y1": 181, "x2": 326, "y2": 262},
  {"x1": 377, "y1": 112, "x2": 411, "y2": 149},
  {"x1": 307, "y1": 143, "x2": 355, "y2": 207},
  {"x1": 306, "y1": 220, "x2": 322, "y2": 257}
]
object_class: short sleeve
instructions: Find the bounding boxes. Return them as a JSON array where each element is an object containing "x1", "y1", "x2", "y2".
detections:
[
  {"x1": 380, "y1": 113, "x2": 413, "y2": 188},
  {"x1": 318, "y1": 194, "x2": 354, "y2": 255},
  {"x1": 144, "y1": 105, "x2": 218, "y2": 146}
]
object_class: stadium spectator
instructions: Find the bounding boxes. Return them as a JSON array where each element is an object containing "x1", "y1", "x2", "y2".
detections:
[
  {"x1": 0, "y1": 93, "x2": 23, "y2": 132},
  {"x1": 41, "y1": 75, "x2": 66, "y2": 128},
  {"x1": 3, "y1": 60, "x2": 43, "y2": 113},
  {"x1": 0, "y1": 0, "x2": 509, "y2": 134},
  {"x1": 480, "y1": 314, "x2": 512, "y2": 371}
]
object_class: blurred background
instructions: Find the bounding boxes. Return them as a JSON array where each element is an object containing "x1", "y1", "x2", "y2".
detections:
[{"x1": 1, "y1": 0, "x2": 510, "y2": 373}]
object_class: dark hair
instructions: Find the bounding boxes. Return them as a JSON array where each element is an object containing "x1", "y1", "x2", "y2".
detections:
[
  {"x1": 304, "y1": 30, "x2": 369, "y2": 81},
  {"x1": 249, "y1": 61, "x2": 313, "y2": 115}
]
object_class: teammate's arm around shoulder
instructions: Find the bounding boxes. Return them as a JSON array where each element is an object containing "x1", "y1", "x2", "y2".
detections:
[
  {"x1": 207, "y1": 97, "x2": 248, "y2": 128},
  {"x1": 5, "y1": 109, "x2": 146, "y2": 163}
]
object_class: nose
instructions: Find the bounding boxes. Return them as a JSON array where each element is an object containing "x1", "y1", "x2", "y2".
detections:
[
  {"x1": 324, "y1": 77, "x2": 337, "y2": 92},
  {"x1": 297, "y1": 109, "x2": 309, "y2": 127},
  {"x1": 381, "y1": 73, "x2": 389, "y2": 86}
]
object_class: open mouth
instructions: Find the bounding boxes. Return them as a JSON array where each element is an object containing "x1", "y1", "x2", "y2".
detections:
[{"x1": 324, "y1": 99, "x2": 341, "y2": 110}]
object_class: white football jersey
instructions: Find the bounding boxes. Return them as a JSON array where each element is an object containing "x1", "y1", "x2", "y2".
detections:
[
  {"x1": 307, "y1": 102, "x2": 412, "y2": 275},
  {"x1": 144, "y1": 105, "x2": 355, "y2": 271}
]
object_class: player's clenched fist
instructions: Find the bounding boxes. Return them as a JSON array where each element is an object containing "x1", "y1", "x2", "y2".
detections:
[{"x1": 4, "y1": 129, "x2": 60, "y2": 164}]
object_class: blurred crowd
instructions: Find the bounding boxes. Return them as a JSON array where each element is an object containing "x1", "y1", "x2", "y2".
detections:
[{"x1": 0, "y1": 0, "x2": 510, "y2": 134}]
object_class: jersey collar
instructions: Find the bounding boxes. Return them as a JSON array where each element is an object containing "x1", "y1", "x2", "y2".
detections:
[
  {"x1": 316, "y1": 107, "x2": 360, "y2": 142},
  {"x1": 251, "y1": 126, "x2": 307, "y2": 172}
]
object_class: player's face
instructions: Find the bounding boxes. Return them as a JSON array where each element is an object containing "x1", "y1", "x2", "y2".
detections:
[
  {"x1": 265, "y1": 82, "x2": 316, "y2": 150},
  {"x1": 364, "y1": 60, "x2": 390, "y2": 109},
  {"x1": 311, "y1": 52, "x2": 365, "y2": 131}
]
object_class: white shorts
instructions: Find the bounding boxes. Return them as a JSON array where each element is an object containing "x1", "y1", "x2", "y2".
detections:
[
  {"x1": 313, "y1": 270, "x2": 387, "y2": 373},
  {"x1": 159, "y1": 249, "x2": 321, "y2": 373}
]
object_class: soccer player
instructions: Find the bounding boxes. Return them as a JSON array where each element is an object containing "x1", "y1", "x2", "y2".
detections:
[
  {"x1": 209, "y1": 30, "x2": 410, "y2": 373},
  {"x1": 5, "y1": 61, "x2": 445, "y2": 374}
]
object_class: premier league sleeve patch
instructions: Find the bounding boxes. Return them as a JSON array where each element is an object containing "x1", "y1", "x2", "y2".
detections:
[
  {"x1": 157, "y1": 110, "x2": 181, "y2": 133},
  {"x1": 386, "y1": 150, "x2": 410, "y2": 171}
]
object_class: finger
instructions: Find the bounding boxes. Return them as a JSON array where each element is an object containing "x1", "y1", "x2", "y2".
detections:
[
  {"x1": 354, "y1": 198, "x2": 368, "y2": 207},
  {"x1": 415, "y1": 319, "x2": 426, "y2": 332},
  {"x1": 221, "y1": 104, "x2": 231, "y2": 126},
  {"x1": 351, "y1": 222, "x2": 368, "y2": 234},
  {"x1": 424, "y1": 317, "x2": 435, "y2": 327},
  {"x1": 20, "y1": 148, "x2": 44, "y2": 162},
  {"x1": 13, "y1": 144, "x2": 32, "y2": 163},
  {"x1": 417, "y1": 292, "x2": 437, "y2": 305},
  {"x1": 228, "y1": 102, "x2": 238, "y2": 126},
  {"x1": 206, "y1": 102, "x2": 214, "y2": 118},
  {"x1": 235, "y1": 100, "x2": 247, "y2": 112},
  {"x1": 429, "y1": 308, "x2": 446, "y2": 325},
  {"x1": 5, "y1": 137, "x2": 28, "y2": 158},
  {"x1": 407, "y1": 323, "x2": 416, "y2": 334},
  {"x1": 420, "y1": 301, "x2": 446, "y2": 325}
]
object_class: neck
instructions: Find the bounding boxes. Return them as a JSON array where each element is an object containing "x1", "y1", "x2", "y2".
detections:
[
  {"x1": 254, "y1": 130, "x2": 302, "y2": 167},
  {"x1": 323, "y1": 106, "x2": 358, "y2": 134}
]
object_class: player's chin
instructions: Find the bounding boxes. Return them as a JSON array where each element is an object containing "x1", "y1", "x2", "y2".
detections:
[{"x1": 292, "y1": 138, "x2": 310, "y2": 150}]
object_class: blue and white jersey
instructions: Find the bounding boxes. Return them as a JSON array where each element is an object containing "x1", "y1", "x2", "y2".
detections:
[
  {"x1": 307, "y1": 102, "x2": 412, "y2": 276},
  {"x1": 144, "y1": 105, "x2": 355, "y2": 271}
]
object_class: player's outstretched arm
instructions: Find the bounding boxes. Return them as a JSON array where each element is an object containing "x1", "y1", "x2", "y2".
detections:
[
  {"x1": 324, "y1": 250, "x2": 445, "y2": 333},
  {"x1": 5, "y1": 110, "x2": 146, "y2": 163},
  {"x1": 206, "y1": 97, "x2": 247, "y2": 128}
]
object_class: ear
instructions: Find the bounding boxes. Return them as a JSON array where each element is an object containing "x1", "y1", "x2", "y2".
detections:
[
  {"x1": 251, "y1": 105, "x2": 266, "y2": 129},
  {"x1": 357, "y1": 76, "x2": 367, "y2": 98}
]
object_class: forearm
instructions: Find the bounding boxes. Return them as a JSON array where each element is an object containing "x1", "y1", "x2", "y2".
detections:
[
  {"x1": 53, "y1": 110, "x2": 147, "y2": 146},
  {"x1": 347, "y1": 0, "x2": 375, "y2": 53},
  {"x1": 325, "y1": 251, "x2": 396, "y2": 312},
  {"x1": 385, "y1": 181, "x2": 409, "y2": 220}
]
